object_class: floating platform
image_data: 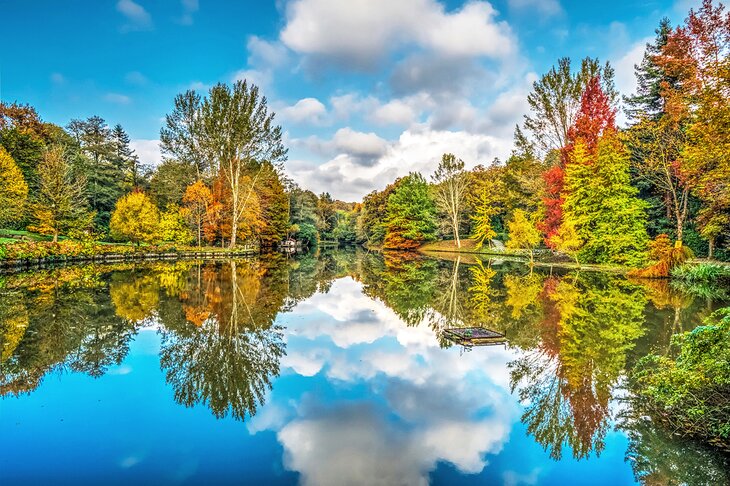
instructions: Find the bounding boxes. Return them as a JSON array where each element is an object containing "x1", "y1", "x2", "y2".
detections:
[{"x1": 442, "y1": 327, "x2": 507, "y2": 347}]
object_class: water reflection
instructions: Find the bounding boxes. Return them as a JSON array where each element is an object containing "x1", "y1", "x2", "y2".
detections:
[{"x1": 1, "y1": 249, "x2": 729, "y2": 484}]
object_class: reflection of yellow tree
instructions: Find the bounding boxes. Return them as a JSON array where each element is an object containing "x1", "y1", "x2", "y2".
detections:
[
  {"x1": 110, "y1": 274, "x2": 160, "y2": 323},
  {"x1": 504, "y1": 273, "x2": 543, "y2": 319},
  {"x1": 2, "y1": 267, "x2": 136, "y2": 394},
  {"x1": 0, "y1": 295, "x2": 29, "y2": 363}
]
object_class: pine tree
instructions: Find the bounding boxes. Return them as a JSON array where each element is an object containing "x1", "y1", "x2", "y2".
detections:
[
  {"x1": 111, "y1": 123, "x2": 139, "y2": 189},
  {"x1": 563, "y1": 134, "x2": 649, "y2": 266},
  {"x1": 29, "y1": 146, "x2": 93, "y2": 242},
  {"x1": 69, "y1": 116, "x2": 124, "y2": 231}
]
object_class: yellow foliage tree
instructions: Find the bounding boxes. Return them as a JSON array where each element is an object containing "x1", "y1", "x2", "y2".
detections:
[
  {"x1": 0, "y1": 146, "x2": 29, "y2": 226},
  {"x1": 29, "y1": 146, "x2": 94, "y2": 242},
  {"x1": 110, "y1": 191, "x2": 160, "y2": 245},
  {"x1": 158, "y1": 204, "x2": 194, "y2": 245},
  {"x1": 550, "y1": 219, "x2": 583, "y2": 265},
  {"x1": 183, "y1": 180, "x2": 212, "y2": 247},
  {"x1": 506, "y1": 209, "x2": 542, "y2": 265}
]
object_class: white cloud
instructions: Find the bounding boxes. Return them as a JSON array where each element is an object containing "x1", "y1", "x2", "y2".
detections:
[
  {"x1": 281, "y1": 98, "x2": 328, "y2": 125},
  {"x1": 124, "y1": 71, "x2": 148, "y2": 85},
  {"x1": 179, "y1": 0, "x2": 199, "y2": 25},
  {"x1": 50, "y1": 72, "x2": 65, "y2": 85},
  {"x1": 508, "y1": 0, "x2": 562, "y2": 17},
  {"x1": 104, "y1": 93, "x2": 132, "y2": 104},
  {"x1": 331, "y1": 128, "x2": 388, "y2": 160},
  {"x1": 232, "y1": 68, "x2": 272, "y2": 91},
  {"x1": 130, "y1": 139, "x2": 161, "y2": 166},
  {"x1": 371, "y1": 99, "x2": 419, "y2": 126},
  {"x1": 280, "y1": 0, "x2": 515, "y2": 70},
  {"x1": 116, "y1": 0, "x2": 152, "y2": 32},
  {"x1": 612, "y1": 37, "x2": 651, "y2": 126},
  {"x1": 268, "y1": 277, "x2": 519, "y2": 485},
  {"x1": 289, "y1": 126, "x2": 509, "y2": 202},
  {"x1": 248, "y1": 35, "x2": 289, "y2": 68}
]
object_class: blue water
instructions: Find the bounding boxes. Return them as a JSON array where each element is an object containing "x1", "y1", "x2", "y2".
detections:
[{"x1": 1, "y1": 255, "x2": 727, "y2": 485}]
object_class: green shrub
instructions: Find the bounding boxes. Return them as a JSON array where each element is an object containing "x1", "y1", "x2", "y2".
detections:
[
  {"x1": 631, "y1": 308, "x2": 730, "y2": 450},
  {"x1": 671, "y1": 263, "x2": 730, "y2": 284}
]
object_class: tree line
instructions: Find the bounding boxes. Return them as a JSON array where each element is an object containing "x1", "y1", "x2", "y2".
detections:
[
  {"x1": 352, "y1": 0, "x2": 730, "y2": 266},
  {"x1": 0, "y1": 82, "x2": 355, "y2": 249}
]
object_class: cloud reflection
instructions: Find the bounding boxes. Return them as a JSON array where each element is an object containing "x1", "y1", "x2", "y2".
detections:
[{"x1": 268, "y1": 277, "x2": 521, "y2": 484}]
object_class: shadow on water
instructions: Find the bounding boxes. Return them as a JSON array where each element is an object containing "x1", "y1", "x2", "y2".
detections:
[{"x1": 1, "y1": 248, "x2": 728, "y2": 483}]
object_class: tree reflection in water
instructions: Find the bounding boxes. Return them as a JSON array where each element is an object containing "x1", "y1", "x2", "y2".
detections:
[
  {"x1": 1, "y1": 249, "x2": 729, "y2": 473},
  {"x1": 159, "y1": 260, "x2": 286, "y2": 421}
]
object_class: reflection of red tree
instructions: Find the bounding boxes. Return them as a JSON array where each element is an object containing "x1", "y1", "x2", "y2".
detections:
[
  {"x1": 536, "y1": 275, "x2": 609, "y2": 457},
  {"x1": 537, "y1": 276, "x2": 562, "y2": 356}
]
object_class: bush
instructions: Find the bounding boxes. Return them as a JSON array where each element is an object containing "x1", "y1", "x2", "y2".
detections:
[
  {"x1": 631, "y1": 308, "x2": 730, "y2": 451},
  {"x1": 671, "y1": 263, "x2": 730, "y2": 284}
]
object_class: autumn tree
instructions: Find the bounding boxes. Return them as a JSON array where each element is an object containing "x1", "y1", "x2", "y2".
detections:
[
  {"x1": 358, "y1": 180, "x2": 400, "y2": 247},
  {"x1": 149, "y1": 159, "x2": 198, "y2": 208},
  {"x1": 541, "y1": 74, "x2": 618, "y2": 245},
  {"x1": 550, "y1": 219, "x2": 583, "y2": 265},
  {"x1": 110, "y1": 191, "x2": 160, "y2": 245},
  {"x1": 316, "y1": 192, "x2": 337, "y2": 239},
  {"x1": 524, "y1": 57, "x2": 617, "y2": 156},
  {"x1": 468, "y1": 165, "x2": 505, "y2": 249},
  {"x1": 158, "y1": 204, "x2": 194, "y2": 245},
  {"x1": 29, "y1": 146, "x2": 93, "y2": 242},
  {"x1": 431, "y1": 153, "x2": 470, "y2": 248},
  {"x1": 0, "y1": 146, "x2": 28, "y2": 227},
  {"x1": 183, "y1": 180, "x2": 212, "y2": 247},
  {"x1": 384, "y1": 173, "x2": 437, "y2": 250},
  {"x1": 655, "y1": 0, "x2": 730, "y2": 257},
  {"x1": 161, "y1": 81, "x2": 287, "y2": 248},
  {"x1": 624, "y1": 18, "x2": 695, "y2": 246},
  {"x1": 506, "y1": 209, "x2": 541, "y2": 264},
  {"x1": 563, "y1": 135, "x2": 649, "y2": 266}
]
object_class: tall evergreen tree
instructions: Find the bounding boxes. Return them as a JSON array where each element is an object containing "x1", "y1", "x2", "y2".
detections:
[
  {"x1": 562, "y1": 134, "x2": 649, "y2": 266},
  {"x1": 68, "y1": 116, "x2": 124, "y2": 231}
]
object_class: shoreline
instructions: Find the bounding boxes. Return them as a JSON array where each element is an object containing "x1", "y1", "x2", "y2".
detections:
[{"x1": 0, "y1": 249, "x2": 260, "y2": 273}]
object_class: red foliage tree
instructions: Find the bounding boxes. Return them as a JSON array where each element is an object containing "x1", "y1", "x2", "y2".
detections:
[{"x1": 540, "y1": 75, "x2": 617, "y2": 246}]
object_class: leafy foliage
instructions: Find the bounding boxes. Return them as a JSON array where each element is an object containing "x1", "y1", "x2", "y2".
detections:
[
  {"x1": 632, "y1": 308, "x2": 730, "y2": 450},
  {"x1": 384, "y1": 173, "x2": 437, "y2": 250},
  {"x1": 110, "y1": 191, "x2": 160, "y2": 245},
  {"x1": 0, "y1": 146, "x2": 28, "y2": 226}
]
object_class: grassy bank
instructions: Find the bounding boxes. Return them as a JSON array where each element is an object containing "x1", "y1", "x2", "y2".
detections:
[
  {"x1": 0, "y1": 236, "x2": 258, "y2": 270},
  {"x1": 418, "y1": 238, "x2": 628, "y2": 273}
]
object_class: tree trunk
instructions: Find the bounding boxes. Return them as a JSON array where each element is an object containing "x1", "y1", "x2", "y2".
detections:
[
  {"x1": 453, "y1": 223, "x2": 461, "y2": 249},
  {"x1": 53, "y1": 231, "x2": 58, "y2": 243},
  {"x1": 708, "y1": 238, "x2": 715, "y2": 260},
  {"x1": 229, "y1": 220, "x2": 237, "y2": 249},
  {"x1": 197, "y1": 221, "x2": 202, "y2": 248}
]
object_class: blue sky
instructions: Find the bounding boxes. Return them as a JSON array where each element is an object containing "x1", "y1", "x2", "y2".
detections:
[{"x1": 2, "y1": 0, "x2": 699, "y2": 200}]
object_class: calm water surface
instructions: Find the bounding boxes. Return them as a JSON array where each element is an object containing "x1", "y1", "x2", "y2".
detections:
[{"x1": 1, "y1": 249, "x2": 728, "y2": 485}]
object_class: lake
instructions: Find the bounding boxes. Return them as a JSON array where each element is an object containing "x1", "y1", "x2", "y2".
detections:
[{"x1": 1, "y1": 249, "x2": 728, "y2": 485}]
